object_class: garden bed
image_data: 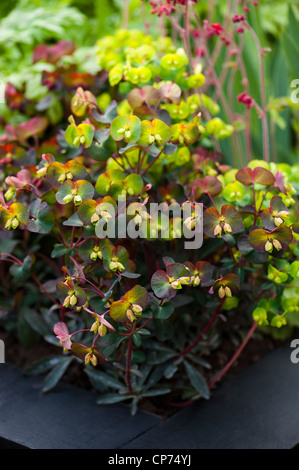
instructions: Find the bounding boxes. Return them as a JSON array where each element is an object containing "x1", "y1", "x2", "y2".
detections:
[
  {"x1": 0, "y1": 340, "x2": 298, "y2": 449},
  {"x1": 0, "y1": 326, "x2": 281, "y2": 416}
]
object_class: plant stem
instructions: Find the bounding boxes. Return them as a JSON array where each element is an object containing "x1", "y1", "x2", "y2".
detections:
[
  {"x1": 206, "y1": 191, "x2": 217, "y2": 209},
  {"x1": 31, "y1": 271, "x2": 61, "y2": 307},
  {"x1": 122, "y1": 0, "x2": 130, "y2": 29},
  {"x1": 209, "y1": 321, "x2": 258, "y2": 389},
  {"x1": 76, "y1": 277, "x2": 105, "y2": 297},
  {"x1": 179, "y1": 302, "x2": 223, "y2": 357},
  {"x1": 37, "y1": 253, "x2": 61, "y2": 275},
  {"x1": 92, "y1": 333, "x2": 100, "y2": 348},
  {"x1": 245, "y1": 22, "x2": 269, "y2": 163},
  {"x1": 0, "y1": 253, "x2": 22, "y2": 265},
  {"x1": 126, "y1": 336, "x2": 134, "y2": 395},
  {"x1": 252, "y1": 183, "x2": 256, "y2": 214},
  {"x1": 70, "y1": 329, "x2": 91, "y2": 337},
  {"x1": 134, "y1": 317, "x2": 153, "y2": 334},
  {"x1": 256, "y1": 185, "x2": 274, "y2": 215},
  {"x1": 141, "y1": 149, "x2": 163, "y2": 175},
  {"x1": 200, "y1": 30, "x2": 244, "y2": 167},
  {"x1": 70, "y1": 225, "x2": 75, "y2": 248},
  {"x1": 54, "y1": 220, "x2": 68, "y2": 247}
]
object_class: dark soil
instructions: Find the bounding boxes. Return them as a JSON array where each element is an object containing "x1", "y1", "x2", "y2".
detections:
[{"x1": 0, "y1": 327, "x2": 281, "y2": 418}]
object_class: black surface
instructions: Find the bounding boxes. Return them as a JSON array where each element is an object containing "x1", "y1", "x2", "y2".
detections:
[
  {"x1": 0, "y1": 364, "x2": 160, "y2": 449},
  {"x1": 1, "y1": 343, "x2": 299, "y2": 449},
  {"x1": 123, "y1": 343, "x2": 299, "y2": 449},
  {"x1": 0, "y1": 437, "x2": 28, "y2": 449}
]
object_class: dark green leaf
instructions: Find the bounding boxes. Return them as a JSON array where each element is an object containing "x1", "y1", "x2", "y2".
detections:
[
  {"x1": 164, "y1": 364, "x2": 178, "y2": 379},
  {"x1": 185, "y1": 361, "x2": 210, "y2": 399},
  {"x1": 9, "y1": 255, "x2": 32, "y2": 281},
  {"x1": 17, "y1": 312, "x2": 36, "y2": 348},
  {"x1": 42, "y1": 356, "x2": 73, "y2": 393},
  {"x1": 23, "y1": 308, "x2": 50, "y2": 337},
  {"x1": 153, "y1": 301, "x2": 175, "y2": 320},
  {"x1": 27, "y1": 200, "x2": 54, "y2": 234},
  {"x1": 63, "y1": 212, "x2": 84, "y2": 227},
  {"x1": 119, "y1": 143, "x2": 139, "y2": 154},
  {"x1": 163, "y1": 142, "x2": 177, "y2": 155},
  {"x1": 121, "y1": 271, "x2": 141, "y2": 278},
  {"x1": 0, "y1": 239, "x2": 18, "y2": 254},
  {"x1": 148, "y1": 145, "x2": 161, "y2": 157},
  {"x1": 96, "y1": 393, "x2": 130, "y2": 405},
  {"x1": 91, "y1": 101, "x2": 117, "y2": 124},
  {"x1": 51, "y1": 244, "x2": 70, "y2": 258},
  {"x1": 132, "y1": 334, "x2": 142, "y2": 348},
  {"x1": 142, "y1": 388, "x2": 171, "y2": 397},
  {"x1": 86, "y1": 368, "x2": 126, "y2": 391},
  {"x1": 25, "y1": 356, "x2": 63, "y2": 376}
]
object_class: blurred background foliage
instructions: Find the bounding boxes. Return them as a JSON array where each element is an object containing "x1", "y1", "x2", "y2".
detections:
[{"x1": 0, "y1": 0, "x2": 298, "y2": 164}]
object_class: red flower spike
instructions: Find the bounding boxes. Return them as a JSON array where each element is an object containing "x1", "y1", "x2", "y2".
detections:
[
  {"x1": 211, "y1": 23, "x2": 223, "y2": 35},
  {"x1": 232, "y1": 14, "x2": 245, "y2": 23},
  {"x1": 237, "y1": 92, "x2": 253, "y2": 109}
]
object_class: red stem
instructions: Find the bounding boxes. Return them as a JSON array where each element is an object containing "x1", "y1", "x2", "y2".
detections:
[
  {"x1": 209, "y1": 321, "x2": 258, "y2": 389},
  {"x1": 169, "y1": 321, "x2": 258, "y2": 409},
  {"x1": 31, "y1": 271, "x2": 61, "y2": 307},
  {"x1": 54, "y1": 220, "x2": 68, "y2": 247},
  {"x1": 179, "y1": 302, "x2": 223, "y2": 357},
  {"x1": 76, "y1": 277, "x2": 105, "y2": 298},
  {"x1": 244, "y1": 22, "x2": 269, "y2": 163},
  {"x1": 126, "y1": 336, "x2": 134, "y2": 395},
  {"x1": 1, "y1": 253, "x2": 22, "y2": 264},
  {"x1": 134, "y1": 317, "x2": 153, "y2": 334},
  {"x1": 141, "y1": 149, "x2": 163, "y2": 175},
  {"x1": 70, "y1": 225, "x2": 75, "y2": 248},
  {"x1": 37, "y1": 253, "x2": 61, "y2": 275}
]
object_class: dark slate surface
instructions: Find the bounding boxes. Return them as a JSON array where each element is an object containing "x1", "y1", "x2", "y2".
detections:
[
  {"x1": 123, "y1": 343, "x2": 299, "y2": 449},
  {"x1": 0, "y1": 364, "x2": 160, "y2": 449},
  {"x1": 0, "y1": 437, "x2": 27, "y2": 449},
  {"x1": 1, "y1": 343, "x2": 299, "y2": 449}
]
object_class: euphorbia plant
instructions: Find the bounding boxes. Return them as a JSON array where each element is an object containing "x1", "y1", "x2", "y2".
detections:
[{"x1": 0, "y1": 25, "x2": 298, "y2": 415}]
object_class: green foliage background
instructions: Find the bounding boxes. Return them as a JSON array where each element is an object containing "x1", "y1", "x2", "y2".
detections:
[{"x1": 0, "y1": 0, "x2": 298, "y2": 164}]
